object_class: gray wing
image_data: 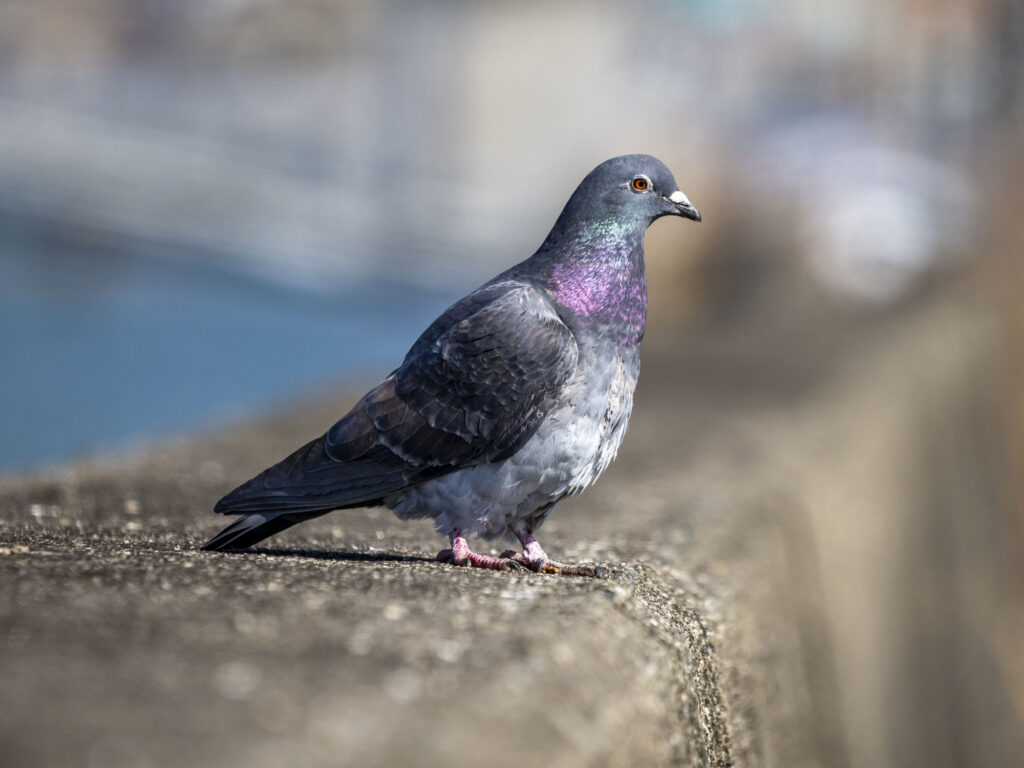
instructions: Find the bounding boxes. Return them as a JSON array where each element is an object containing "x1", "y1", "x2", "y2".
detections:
[{"x1": 213, "y1": 283, "x2": 579, "y2": 517}]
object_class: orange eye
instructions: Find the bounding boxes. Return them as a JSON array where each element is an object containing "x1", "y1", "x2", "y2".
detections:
[{"x1": 631, "y1": 176, "x2": 650, "y2": 192}]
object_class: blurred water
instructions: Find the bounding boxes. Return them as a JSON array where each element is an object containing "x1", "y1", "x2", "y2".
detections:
[{"x1": 0, "y1": 221, "x2": 453, "y2": 473}]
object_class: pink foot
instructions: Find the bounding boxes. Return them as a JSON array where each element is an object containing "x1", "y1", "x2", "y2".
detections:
[
  {"x1": 499, "y1": 530, "x2": 606, "y2": 578},
  {"x1": 436, "y1": 531, "x2": 523, "y2": 572}
]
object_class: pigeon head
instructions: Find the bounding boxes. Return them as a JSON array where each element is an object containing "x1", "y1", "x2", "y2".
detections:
[
  {"x1": 526, "y1": 155, "x2": 700, "y2": 338},
  {"x1": 554, "y1": 154, "x2": 701, "y2": 236}
]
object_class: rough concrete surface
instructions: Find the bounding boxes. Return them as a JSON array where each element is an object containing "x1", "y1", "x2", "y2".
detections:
[{"x1": 2, "y1": 281, "x2": 1020, "y2": 767}]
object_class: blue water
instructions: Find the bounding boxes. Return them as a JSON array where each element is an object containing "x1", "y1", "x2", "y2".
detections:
[{"x1": 0, "y1": 230, "x2": 456, "y2": 473}]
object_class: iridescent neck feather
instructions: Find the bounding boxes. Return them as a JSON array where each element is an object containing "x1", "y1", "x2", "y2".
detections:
[{"x1": 535, "y1": 217, "x2": 648, "y2": 345}]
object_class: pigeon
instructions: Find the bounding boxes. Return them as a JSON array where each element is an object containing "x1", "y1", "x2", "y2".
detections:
[{"x1": 202, "y1": 154, "x2": 701, "y2": 576}]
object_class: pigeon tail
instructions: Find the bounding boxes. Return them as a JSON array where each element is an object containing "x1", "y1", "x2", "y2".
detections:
[{"x1": 201, "y1": 511, "x2": 328, "y2": 551}]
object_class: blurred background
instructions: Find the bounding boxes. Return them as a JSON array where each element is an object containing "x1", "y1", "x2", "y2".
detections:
[
  {"x1": 3, "y1": 0, "x2": 1020, "y2": 473},
  {"x1": 1, "y1": 0, "x2": 1023, "y2": 766}
]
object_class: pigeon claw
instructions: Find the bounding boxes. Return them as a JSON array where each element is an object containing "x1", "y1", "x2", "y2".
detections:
[{"x1": 499, "y1": 550, "x2": 545, "y2": 571}]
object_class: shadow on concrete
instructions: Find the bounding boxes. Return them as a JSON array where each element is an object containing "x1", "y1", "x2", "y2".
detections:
[{"x1": 242, "y1": 547, "x2": 438, "y2": 565}]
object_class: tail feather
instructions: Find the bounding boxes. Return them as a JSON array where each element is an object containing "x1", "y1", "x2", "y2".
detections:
[{"x1": 201, "y1": 511, "x2": 328, "y2": 552}]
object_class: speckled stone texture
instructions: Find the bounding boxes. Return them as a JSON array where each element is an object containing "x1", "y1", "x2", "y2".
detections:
[{"x1": 1, "y1": 281, "x2": 1020, "y2": 768}]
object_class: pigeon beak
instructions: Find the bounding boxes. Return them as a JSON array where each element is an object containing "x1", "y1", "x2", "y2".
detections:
[{"x1": 666, "y1": 190, "x2": 702, "y2": 222}]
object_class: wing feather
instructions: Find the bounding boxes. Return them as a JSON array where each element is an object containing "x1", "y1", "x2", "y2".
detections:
[{"x1": 213, "y1": 283, "x2": 578, "y2": 517}]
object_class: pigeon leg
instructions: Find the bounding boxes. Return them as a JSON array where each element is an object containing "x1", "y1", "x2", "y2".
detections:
[
  {"x1": 501, "y1": 530, "x2": 605, "y2": 578},
  {"x1": 436, "y1": 530, "x2": 522, "y2": 572}
]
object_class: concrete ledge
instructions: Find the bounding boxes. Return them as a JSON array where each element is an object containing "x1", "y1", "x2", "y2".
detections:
[{"x1": 1, "y1": 282, "x2": 1018, "y2": 767}]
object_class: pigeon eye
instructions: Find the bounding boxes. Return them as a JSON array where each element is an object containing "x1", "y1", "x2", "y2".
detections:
[{"x1": 630, "y1": 175, "x2": 651, "y2": 193}]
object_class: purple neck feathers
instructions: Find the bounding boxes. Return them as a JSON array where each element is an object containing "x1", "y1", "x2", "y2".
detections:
[{"x1": 537, "y1": 220, "x2": 648, "y2": 345}]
